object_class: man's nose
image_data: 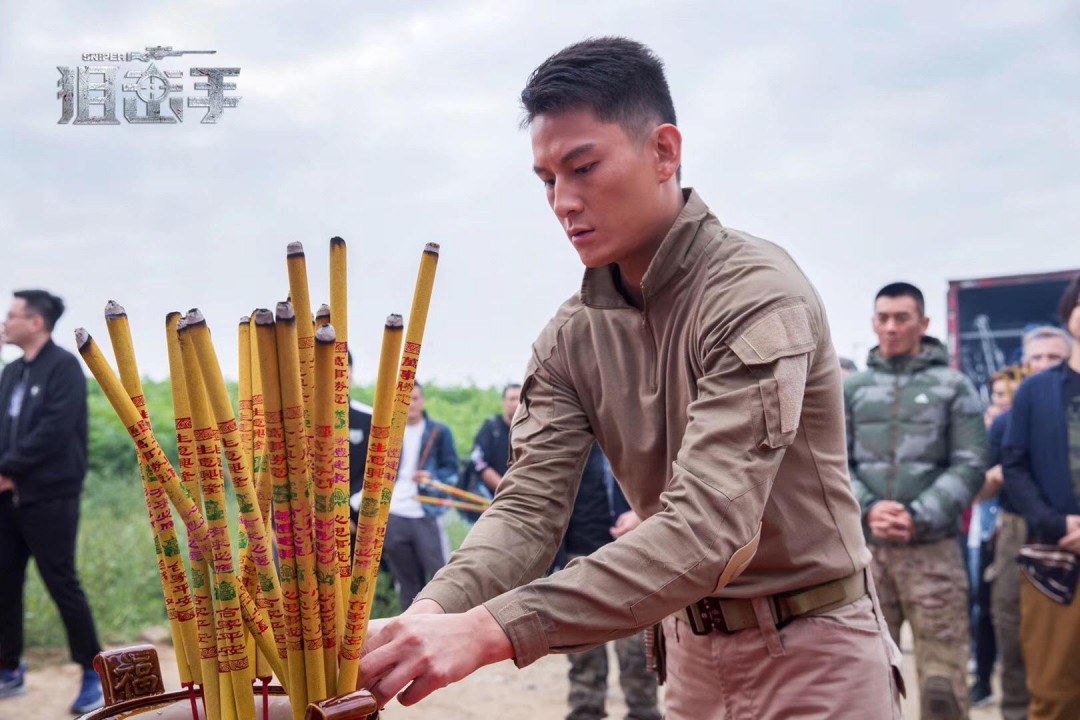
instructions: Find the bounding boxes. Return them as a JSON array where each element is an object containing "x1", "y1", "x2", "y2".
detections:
[{"x1": 552, "y1": 183, "x2": 584, "y2": 221}]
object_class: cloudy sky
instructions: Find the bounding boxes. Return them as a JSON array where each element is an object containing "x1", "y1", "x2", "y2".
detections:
[{"x1": 1, "y1": 0, "x2": 1077, "y2": 385}]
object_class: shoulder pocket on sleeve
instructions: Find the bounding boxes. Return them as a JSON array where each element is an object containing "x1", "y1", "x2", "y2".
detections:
[{"x1": 728, "y1": 303, "x2": 816, "y2": 449}]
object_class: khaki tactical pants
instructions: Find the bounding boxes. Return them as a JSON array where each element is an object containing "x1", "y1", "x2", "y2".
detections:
[
  {"x1": 661, "y1": 586, "x2": 902, "y2": 719},
  {"x1": 871, "y1": 538, "x2": 969, "y2": 720}
]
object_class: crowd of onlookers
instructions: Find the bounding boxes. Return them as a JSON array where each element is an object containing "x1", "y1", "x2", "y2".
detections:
[{"x1": 841, "y1": 278, "x2": 1080, "y2": 720}]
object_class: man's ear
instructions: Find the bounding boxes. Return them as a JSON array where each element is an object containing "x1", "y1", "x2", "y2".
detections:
[{"x1": 653, "y1": 124, "x2": 682, "y2": 184}]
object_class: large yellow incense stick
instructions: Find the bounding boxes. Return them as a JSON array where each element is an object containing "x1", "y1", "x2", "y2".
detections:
[
  {"x1": 247, "y1": 314, "x2": 274, "y2": 683},
  {"x1": 361, "y1": 244, "x2": 440, "y2": 616},
  {"x1": 253, "y1": 310, "x2": 309, "y2": 720},
  {"x1": 328, "y1": 237, "x2": 351, "y2": 635},
  {"x1": 186, "y1": 312, "x2": 289, "y2": 667},
  {"x1": 286, "y1": 243, "x2": 316, "y2": 461},
  {"x1": 237, "y1": 317, "x2": 259, "y2": 681},
  {"x1": 337, "y1": 315, "x2": 403, "y2": 694},
  {"x1": 318, "y1": 301, "x2": 349, "y2": 640},
  {"x1": 176, "y1": 321, "x2": 252, "y2": 720},
  {"x1": 76, "y1": 329, "x2": 283, "y2": 684},
  {"x1": 103, "y1": 302, "x2": 198, "y2": 688},
  {"x1": 313, "y1": 324, "x2": 341, "y2": 693},
  {"x1": 165, "y1": 312, "x2": 222, "y2": 720},
  {"x1": 274, "y1": 302, "x2": 326, "y2": 703}
]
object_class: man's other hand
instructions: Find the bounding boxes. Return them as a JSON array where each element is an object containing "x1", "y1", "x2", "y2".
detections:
[
  {"x1": 867, "y1": 501, "x2": 914, "y2": 543},
  {"x1": 611, "y1": 510, "x2": 642, "y2": 539}
]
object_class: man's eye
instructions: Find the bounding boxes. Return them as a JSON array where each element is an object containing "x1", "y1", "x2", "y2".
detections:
[
  {"x1": 574, "y1": 162, "x2": 597, "y2": 175},
  {"x1": 541, "y1": 177, "x2": 555, "y2": 189}
]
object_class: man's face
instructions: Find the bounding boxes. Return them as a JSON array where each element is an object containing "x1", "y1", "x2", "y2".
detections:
[
  {"x1": 872, "y1": 295, "x2": 928, "y2": 359},
  {"x1": 502, "y1": 386, "x2": 521, "y2": 422},
  {"x1": 407, "y1": 386, "x2": 425, "y2": 424},
  {"x1": 3, "y1": 298, "x2": 41, "y2": 348},
  {"x1": 990, "y1": 379, "x2": 1011, "y2": 413},
  {"x1": 1025, "y1": 336, "x2": 1070, "y2": 374},
  {"x1": 530, "y1": 108, "x2": 672, "y2": 271}
]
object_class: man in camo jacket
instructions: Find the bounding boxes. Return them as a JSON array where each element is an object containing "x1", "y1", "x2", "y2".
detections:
[{"x1": 845, "y1": 282, "x2": 987, "y2": 720}]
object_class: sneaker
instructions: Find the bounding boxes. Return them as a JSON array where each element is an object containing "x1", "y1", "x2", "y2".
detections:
[
  {"x1": 70, "y1": 669, "x2": 104, "y2": 715},
  {"x1": 0, "y1": 664, "x2": 26, "y2": 698},
  {"x1": 970, "y1": 683, "x2": 994, "y2": 708}
]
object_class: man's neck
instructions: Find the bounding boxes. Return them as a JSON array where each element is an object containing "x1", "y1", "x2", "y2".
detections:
[
  {"x1": 614, "y1": 189, "x2": 686, "y2": 311},
  {"x1": 406, "y1": 416, "x2": 424, "y2": 427},
  {"x1": 19, "y1": 335, "x2": 49, "y2": 362}
]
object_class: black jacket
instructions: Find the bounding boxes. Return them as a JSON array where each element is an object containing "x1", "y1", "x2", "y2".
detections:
[{"x1": 0, "y1": 340, "x2": 88, "y2": 504}]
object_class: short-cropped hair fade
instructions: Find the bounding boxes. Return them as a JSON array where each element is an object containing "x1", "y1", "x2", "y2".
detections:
[
  {"x1": 875, "y1": 282, "x2": 925, "y2": 317},
  {"x1": 520, "y1": 36, "x2": 677, "y2": 142}
]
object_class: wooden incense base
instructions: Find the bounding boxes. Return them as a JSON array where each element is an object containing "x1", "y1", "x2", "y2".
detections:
[{"x1": 79, "y1": 647, "x2": 378, "y2": 720}]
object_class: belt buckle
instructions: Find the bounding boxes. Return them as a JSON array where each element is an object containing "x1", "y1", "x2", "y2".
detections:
[{"x1": 685, "y1": 600, "x2": 712, "y2": 636}]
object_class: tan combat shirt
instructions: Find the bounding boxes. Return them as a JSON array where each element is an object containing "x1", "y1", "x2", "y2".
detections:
[{"x1": 417, "y1": 190, "x2": 870, "y2": 667}]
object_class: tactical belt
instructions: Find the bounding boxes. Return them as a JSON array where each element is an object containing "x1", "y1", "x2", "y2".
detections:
[{"x1": 684, "y1": 569, "x2": 867, "y2": 635}]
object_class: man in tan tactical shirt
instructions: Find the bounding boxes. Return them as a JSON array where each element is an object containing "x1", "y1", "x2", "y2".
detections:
[{"x1": 359, "y1": 37, "x2": 903, "y2": 719}]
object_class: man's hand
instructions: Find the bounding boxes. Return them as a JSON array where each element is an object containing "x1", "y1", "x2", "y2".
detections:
[
  {"x1": 976, "y1": 465, "x2": 1004, "y2": 502},
  {"x1": 358, "y1": 604, "x2": 513, "y2": 708},
  {"x1": 413, "y1": 470, "x2": 432, "y2": 486},
  {"x1": 867, "y1": 501, "x2": 914, "y2": 543},
  {"x1": 0, "y1": 475, "x2": 15, "y2": 494},
  {"x1": 610, "y1": 511, "x2": 642, "y2": 539},
  {"x1": 1060, "y1": 515, "x2": 1080, "y2": 554}
]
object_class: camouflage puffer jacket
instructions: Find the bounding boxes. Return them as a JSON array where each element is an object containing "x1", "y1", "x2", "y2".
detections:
[{"x1": 844, "y1": 336, "x2": 986, "y2": 543}]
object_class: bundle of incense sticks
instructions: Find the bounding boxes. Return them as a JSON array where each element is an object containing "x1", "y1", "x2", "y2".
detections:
[{"x1": 75, "y1": 240, "x2": 441, "y2": 720}]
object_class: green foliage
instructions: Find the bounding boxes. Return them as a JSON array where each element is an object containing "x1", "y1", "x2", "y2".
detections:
[{"x1": 27, "y1": 381, "x2": 500, "y2": 648}]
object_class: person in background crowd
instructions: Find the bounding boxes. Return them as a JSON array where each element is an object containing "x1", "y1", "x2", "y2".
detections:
[
  {"x1": 987, "y1": 325, "x2": 1072, "y2": 720},
  {"x1": 382, "y1": 382, "x2": 457, "y2": 610},
  {"x1": 845, "y1": 281, "x2": 986, "y2": 719},
  {"x1": 0, "y1": 290, "x2": 104, "y2": 715},
  {"x1": 469, "y1": 383, "x2": 522, "y2": 494},
  {"x1": 965, "y1": 367, "x2": 1022, "y2": 708},
  {"x1": 557, "y1": 444, "x2": 660, "y2": 720},
  {"x1": 1002, "y1": 277, "x2": 1080, "y2": 719}
]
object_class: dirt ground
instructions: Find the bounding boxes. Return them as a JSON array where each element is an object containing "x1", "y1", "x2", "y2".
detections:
[{"x1": 4, "y1": 627, "x2": 999, "y2": 719}]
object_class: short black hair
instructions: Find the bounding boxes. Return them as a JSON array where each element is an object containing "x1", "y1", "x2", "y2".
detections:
[
  {"x1": 13, "y1": 289, "x2": 65, "y2": 331},
  {"x1": 875, "y1": 282, "x2": 925, "y2": 317},
  {"x1": 502, "y1": 383, "x2": 522, "y2": 398},
  {"x1": 1059, "y1": 274, "x2": 1080, "y2": 328},
  {"x1": 520, "y1": 37, "x2": 676, "y2": 141}
]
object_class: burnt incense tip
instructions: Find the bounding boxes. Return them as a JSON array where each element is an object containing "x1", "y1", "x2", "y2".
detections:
[
  {"x1": 103, "y1": 300, "x2": 127, "y2": 319},
  {"x1": 275, "y1": 301, "x2": 296, "y2": 323},
  {"x1": 286, "y1": 241, "x2": 305, "y2": 257},
  {"x1": 315, "y1": 324, "x2": 336, "y2": 343},
  {"x1": 165, "y1": 311, "x2": 182, "y2": 323},
  {"x1": 253, "y1": 308, "x2": 275, "y2": 326},
  {"x1": 176, "y1": 317, "x2": 188, "y2": 331},
  {"x1": 182, "y1": 308, "x2": 206, "y2": 330},
  {"x1": 239, "y1": 315, "x2": 250, "y2": 325},
  {"x1": 316, "y1": 303, "x2": 331, "y2": 320},
  {"x1": 74, "y1": 328, "x2": 91, "y2": 350},
  {"x1": 330, "y1": 236, "x2": 346, "y2": 248},
  {"x1": 386, "y1": 313, "x2": 403, "y2": 329},
  {"x1": 423, "y1": 242, "x2": 441, "y2": 255}
]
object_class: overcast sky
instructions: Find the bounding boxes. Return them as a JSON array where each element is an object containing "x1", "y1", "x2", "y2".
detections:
[{"x1": 1, "y1": 1, "x2": 1077, "y2": 385}]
